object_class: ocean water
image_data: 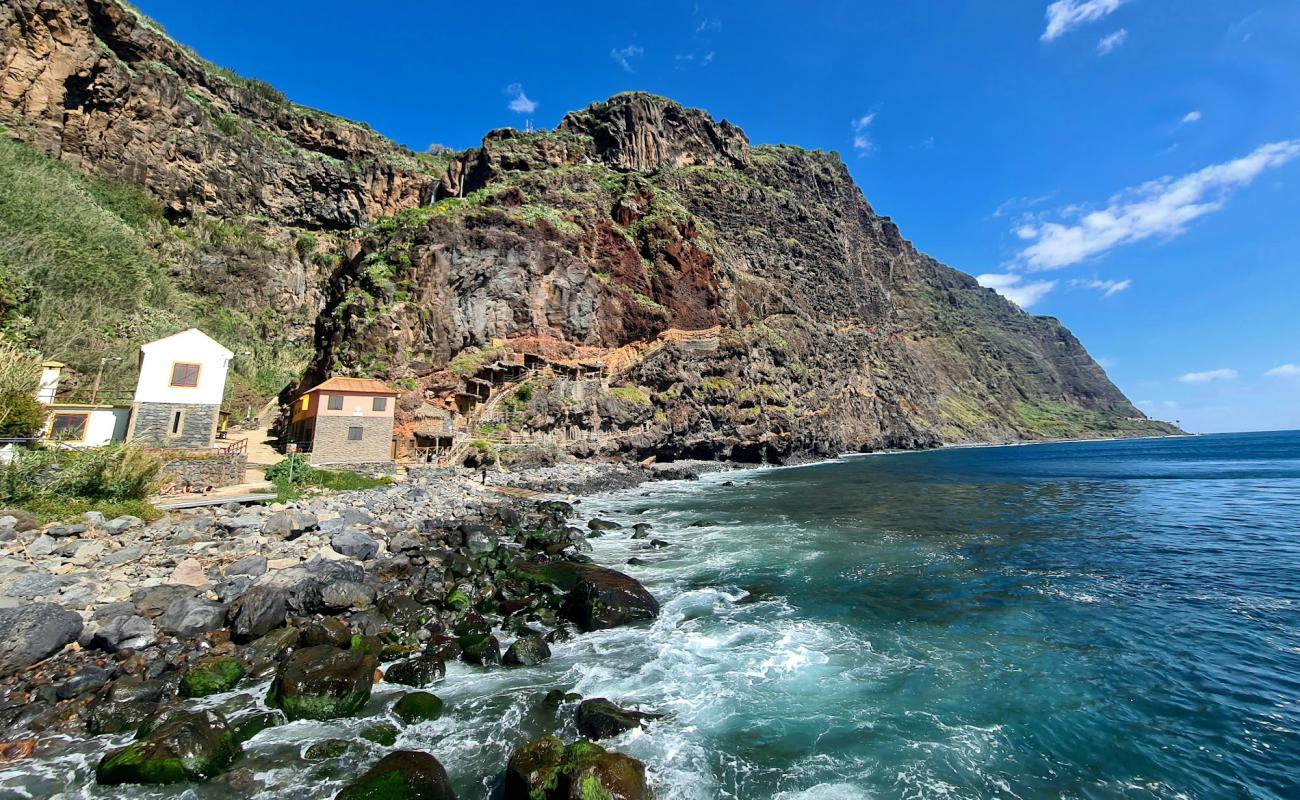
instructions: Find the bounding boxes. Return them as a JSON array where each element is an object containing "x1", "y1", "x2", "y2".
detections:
[{"x1": 4, "y1": 431, "x2": 1298, "y2": 799}]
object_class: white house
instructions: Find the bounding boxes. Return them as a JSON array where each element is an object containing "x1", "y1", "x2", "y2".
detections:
[
  {"x1": 125, "y1": 329, "x2": 233, "y2": 449},
  {"x1": 34, "y1": 362, "x2": 130, "y2": 449}
]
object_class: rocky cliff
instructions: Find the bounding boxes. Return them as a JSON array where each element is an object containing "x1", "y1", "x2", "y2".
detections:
[{"x1": 0, "y1": 1, "x2": 1178, "y2": 459}]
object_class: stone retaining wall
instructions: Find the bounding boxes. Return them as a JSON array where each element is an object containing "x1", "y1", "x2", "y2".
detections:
[{"x1": 159, "y1": 453, "x2": 247, "y2": 488}]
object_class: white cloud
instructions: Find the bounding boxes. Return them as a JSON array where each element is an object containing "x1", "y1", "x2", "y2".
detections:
[
  {"x1": 1265, "y1": 364, "x2": 1300, "y2": 378},
  {"x1": 695, "y1": 18, "x2": 722, "y2": 34},
  {"x1": 1178, "y1": 368, "x2": 1238, "y2": 384},
  {"x1": 851, "y1": 114, "x2": 876, "y2": 155},
  {"x1": 610, "y1": 44, "x2": 644, "y2": 72},
  {"x1": 1042, "y1": 0, "x2": 1125, "y2": 42},
  {"x1": 1182, "y1": 110, "x2": 1203, "y2": 124},
  {"x1": 1016, "y1": 140, "x2": 1300, "y2": 269},
  {"x1": 1097, "y1": 28, "x2": 1128, "y2": 54},
  {"x1": 504, "y1": 83, "x2": 537, "y2": 115},
  {"x1": 1071, "y1": 277, "x2": 1132, "y2": 297},
  {"x1": 977, "y1": 273, "x2": 1058, "y2": 309}
]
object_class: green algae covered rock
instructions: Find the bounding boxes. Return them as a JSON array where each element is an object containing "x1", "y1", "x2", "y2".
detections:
[
  {"x1": 179, "y1": 656, "x2": 246, "y2": 698},
  {"x1": 265, "y1": 644, "x2": 377, "y2": 721},
  {"x1": 334, "y1": 750, "x2": 457, "y2": 800},
  {"x1": 361, "y1": 722, "x2": 400, "y2": 746},
  {"x1": 393, "y1": 691, "x2": 444, "y2": 725},
  {"x1": 503, "y1": 735, "x2": 648, "y2": 800},
  {"x1": 95, "y1": 709, "x2": 241, "y2": 786}
]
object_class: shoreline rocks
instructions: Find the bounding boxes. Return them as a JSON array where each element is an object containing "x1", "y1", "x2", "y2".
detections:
[{"x1": 0, "y1": 461, "x2": 666, "y2": 793}]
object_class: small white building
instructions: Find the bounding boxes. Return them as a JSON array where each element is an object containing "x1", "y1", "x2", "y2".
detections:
[
  {"x1": 125, "y1": 329, "x2": 233, "y2": 449},
  {"x1": 33, "y1": 362, "x2": 130, "y2": 449}
]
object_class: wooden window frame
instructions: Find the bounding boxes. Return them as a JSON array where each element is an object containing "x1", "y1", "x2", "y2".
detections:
[
  {"x1": 327, "y1": 394, "x2": 344, "y2": 411},
  {"x1": 347, "y1": 425, "x2": 364, "y2": 441},
  {"x1": 170, "y1": 409, "x2": 185, "y2": 436},
  {"x1": 372, "y1": 396, "x2": 387, "y2": 412},
  {"x1": 50, "y1": 412, "x2": 90, "y2": 442},
  {"x1": 170, "y1": 362, "x2": 202, "y2": 388}
]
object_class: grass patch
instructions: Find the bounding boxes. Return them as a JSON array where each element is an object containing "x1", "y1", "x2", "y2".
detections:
[{"x1": 264, "y1": 455, "x2": 391, "y2": 502}]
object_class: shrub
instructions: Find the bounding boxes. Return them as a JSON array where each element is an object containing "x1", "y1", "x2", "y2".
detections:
[
  {"x1": 264, "y1": 454, "x2": 390, "y2": 502},
  {"x1": 0, "y1": 392, "x2": 44, "y2": 438},
  {"x1": 0, "y1": 443, "x2": 161, "y2": 522}
]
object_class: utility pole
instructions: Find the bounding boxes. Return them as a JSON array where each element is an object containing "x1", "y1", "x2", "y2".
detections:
[{"x1": 90, "y1": 356, "x2": 120, "y2": 404}]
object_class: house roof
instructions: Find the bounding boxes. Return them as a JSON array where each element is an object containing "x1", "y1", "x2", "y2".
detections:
[
  {"x1": 302, "y1": 377, "x2": 399, "y2": 396},
  {"x1": 140, "y1": 328, "x2": 234, "y2": 358}
]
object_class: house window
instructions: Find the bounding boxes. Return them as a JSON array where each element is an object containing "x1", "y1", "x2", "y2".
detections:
[
  {"x1": 327, "y1": 394, "x2": 344, "y2": 411},
  {"x1": 347, "y1": 426, "x2": 364, "y2": 441},
  {"x1": 170, "y1": 363, "x2": 201, "y2": 387},
  {"x1": 300, "y1": 396, "x2": 309, "y2": 411},
  {"x1": 372, "y1": 397, "x2": 387, "y2": 412},
  {"x1": 171, "y1": 410, "x2": 185, "y2": 435},
  {"x1": 50, "y1": 413, "x2": 89, "y2": 441}
]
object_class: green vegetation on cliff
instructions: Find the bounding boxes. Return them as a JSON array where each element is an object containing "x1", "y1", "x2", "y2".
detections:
[{"x1": 0, "y1": 131, "x2": 310, "y2": 413}]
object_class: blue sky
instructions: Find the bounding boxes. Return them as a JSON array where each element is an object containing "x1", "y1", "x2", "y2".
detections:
[{"x1": 133, "y1": 0, "x2": 1300, "y2": 433}]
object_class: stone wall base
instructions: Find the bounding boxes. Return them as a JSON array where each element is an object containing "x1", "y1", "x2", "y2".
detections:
[{"x1": 159, "y1": 454, "x2": 247, "y2": 488}]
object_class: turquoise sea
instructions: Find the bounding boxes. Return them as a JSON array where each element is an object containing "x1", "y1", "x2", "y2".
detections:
[{"x1": 5, "y1": 431, "x2": 1298, "y2": 799}]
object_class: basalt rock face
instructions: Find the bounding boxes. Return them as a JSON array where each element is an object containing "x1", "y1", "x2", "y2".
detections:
[
  {"x1": 0, "y1": 0, "x2": 433, "y2": 229},
  {"x1": 308, "y1": 93, "x2": 1177, "y2": 459}
]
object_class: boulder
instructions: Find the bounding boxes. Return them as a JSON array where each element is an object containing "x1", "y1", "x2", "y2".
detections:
[
  {"x1": 225, "y1": 555, "x2": 268, "y2": 578},
  {"x1": 262, "y1": 509, "x2": 319, "y2": 540},
  {"x1": 132, "y1": 585, "x2": 199, "y2": 619},
  {"x1": 322, "y1": 580, "x2": 376, "y2": 610},
  {"x1": 457, "y1": 632, "x2": 501, "y2": 666},
  {"x1": 0, "y1": 603, "x2": 83, "y2": 675},
  {"x1": 335, "y1": 750, "x2": 457, "y2": 800},
  {"x1": 56, "y1": 665, "x2": 110, "y2": 699},
  {"x1": 575, "y1": 698, "x2": 662, "y2": 740},
  {"x1": 87, "y1": 699, "x2": 159, "y2": 736},
  {"x1": 87, "y1": 613, "x2": 155, "y2": 652},
  {"x1": 518, "y1": 563, "x2": 659, "y2": 632},
  {"x1": 503, "y1": 736, "x2": 647, "y2": 800},
  {"x1": 392, "y1": 691, "x2": 444, "y2": 725},
  {"x1": 169, "y1": 558, "x2": 210, "y2": 587},
  {"x1": 95, "y1": 709, "x2": 241, "y2": 785},
  {"x1": 104, "y1": 515, "x2": 144, "y2": 535},
  {"x1": 0, "y1": 509, "x2": 37, "y2": 532},
  {"x1": 360, "y1": 722, "x2": 399, "y2": 746},
  {"x1": 301, "y1": 617, "x2": 353, "y2": 649},
  {"x1": 180, "y1": 656, "x2": 246, "y2": 698},
  {"x1": 384, "y1": 655, "x2": 446, "y2": 687},
  {"x1": 587, "y1": 519, "x2": 622, "y2": 531},
  {"x1": 503, "y1": 634, "x2": 551, "y2": 667},
  {"x1": 227, "y1": 585, "x2": 288, "y2": 642},
  {"x1": 332, "y1": 530, "x2": 380, "y2": 561},
  {"x1": 158, "y1": 597, "x2": 227, "y2": 638},
  {"x1": 265, "y1": 644, "x2": 377, "y2": 721},
  {"x1": 231, "y1": 710, "x2": 285, "y2": 744}
]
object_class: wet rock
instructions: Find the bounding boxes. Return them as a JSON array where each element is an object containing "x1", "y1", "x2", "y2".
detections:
[
  {"x1": 516, "y1": 563, "x2": 659, "y2": 632},
  {"x1": 158, "y1": 597, "x2": 227, "y2": 638},
  {"x1": 360, "y1": 722, "x2": 399, "y2": 746},
  {"x1": 109, "y1": 676, "x2": 166, "y2": 703},
  {"x1": 503, "y1": 735, "x2": 647, "y2": 800},
  {"x1": 331, "y1": 530, "x2": 379, "y2": 561},
  {"x1": 424, "y1": 636, "x2": 462, "y2": 663},
  {"x1": 587, "y1": 519, "x2": 622, "y2": 531},
  {"x1": 503, "y1": 634, "x2": 551, "y2": 667},
  {"x1": 231, "y1": 710, "x2": 285, "y2": 743},
  {"x1": 179, "y1": 656, "x2": 245, "y2": 698},
  {"x1": 648, "y1": 539, "x2": 670, "y2": 549},
  {"x1": 225, "y1": 555, "x2": 268, "y2": 578},
  {"x1": 392, "y1": 691, "x2": 444, "y2": 725},
  {"x1": 240, "y1": 626, "x2": 300, "y2": 679},
  {"x1": 575, "y1": 698, "x2": 662, "y2": 740},
  {"x1": 87, "y1": 699, "x2": 159, "y2": 736},
  {"x1": 384, "y1": 655, "x2": 446, "y2": 687},
  {"x1": 321, "y1": 580, "x2": 376, "y2": 611},
  {"x1": 301, "y1": 617, "x2": 353, "y2": 649},
  {"x1": 540, "y1": 690, "x2": 582, "y2": 711},
  {"x1": 227, "y1": 585, "x2": 289, "y2": 642},
  {"x1": 630, "y1": 523, "x2": 652, "y2": 539},
  {"x1": 335, "y1": 750, "x2": 457, "y2": 800},
  {"x1": 0, "y1": 603, "x2": 83, "y2": 675},
  {"x1": 457, "y1": 633, "x2": 501, "y2": 666},
  {"x1": 305, "y1": 738, "x2": 354, "y2": 761},
  {"x1": 263, "y1": 509, "x2": 319, "y2": 540},
  {"x1": 95, "y1": 709, "x2": 240, "y2": 785},
  {"x1": 56, "y1": 665, "x2": 110, "y2": 699},
  {"x1": 265, "y1": 644, "x2": 377, "y2": 721}
]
